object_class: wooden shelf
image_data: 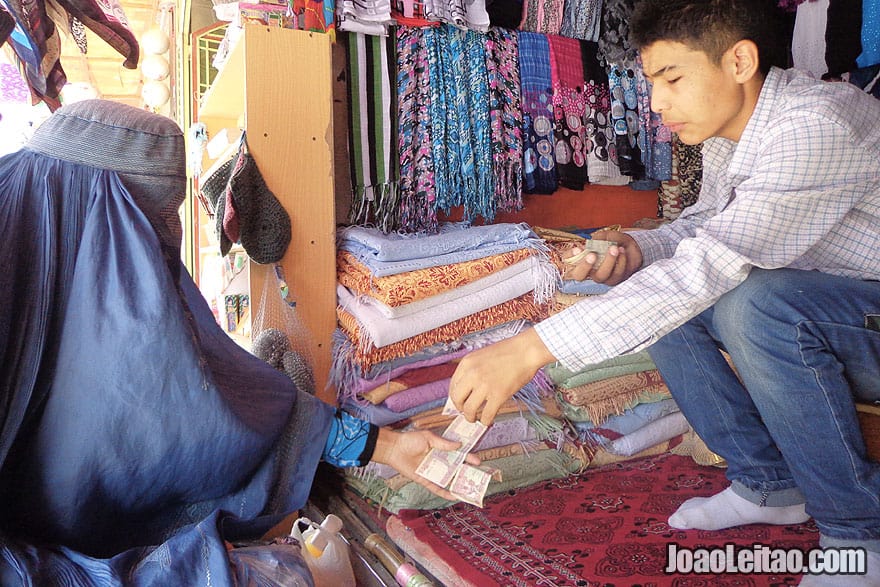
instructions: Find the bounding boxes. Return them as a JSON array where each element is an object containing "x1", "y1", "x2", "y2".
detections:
[{"x1": 197, "y1": 24, "x2": 337, "y2": 403}]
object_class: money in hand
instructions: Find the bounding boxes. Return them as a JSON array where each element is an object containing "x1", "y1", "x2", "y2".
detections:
[
  {"x1": 416, "y1": 414, "x2": 487, "y2": 487},
  {"x1": 449, "y1": 464, "x2": 493, "y2": 507}
]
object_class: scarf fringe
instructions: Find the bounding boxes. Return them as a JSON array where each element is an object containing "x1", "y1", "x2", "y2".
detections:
[
  {"x1": 348, "y1": 182, "x2": 401, "y2": 233},
  {"x1": 339, "y1": 296, "x2": 551, "y2": 372}
]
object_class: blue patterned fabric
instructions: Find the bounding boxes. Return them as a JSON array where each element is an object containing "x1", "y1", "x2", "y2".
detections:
[{"x1": 517, "y1": 30, "x2": 558, "y2": 194}]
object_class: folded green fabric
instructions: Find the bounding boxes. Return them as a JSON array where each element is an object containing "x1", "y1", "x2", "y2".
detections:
[
  {"x1": 346, "y1": 448, "x2": 583, "y2": 513},
  {"x1": 543, "y1": 350, "x2": 656, "y2": 388}
]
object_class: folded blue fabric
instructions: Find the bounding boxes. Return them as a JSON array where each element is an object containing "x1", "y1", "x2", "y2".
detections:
[{"x1": 337, "y1": 221, "x2": 549, "y2": 276}]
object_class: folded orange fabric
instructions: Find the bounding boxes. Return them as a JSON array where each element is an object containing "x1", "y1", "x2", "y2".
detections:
[
  {"x1": 337, "y1": 293, "x2": 551, "y2": 371},
  {"x1": 337, "y1": 247, "x2": 539, "y2": 307}
]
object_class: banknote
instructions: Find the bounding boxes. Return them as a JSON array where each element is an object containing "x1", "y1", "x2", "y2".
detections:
[
  {"x1": 450, "y1": 464, "x2": 493, "y2": 508},
  {"x1": 441, "y1": 396, "x2": 459, "y2": 416},
  {"x1": 416, "y1": 414, "x2": 487, "y2": 487}
]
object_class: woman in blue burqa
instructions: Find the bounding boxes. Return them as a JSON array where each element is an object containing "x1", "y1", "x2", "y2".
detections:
[{"x1": 0, "y1": 100, "x2": 473, "y2": 585}]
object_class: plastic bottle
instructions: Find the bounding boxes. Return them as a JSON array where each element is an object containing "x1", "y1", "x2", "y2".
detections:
[{"x1": 298, "y1": 514, "x2": 356, "y2": 587}]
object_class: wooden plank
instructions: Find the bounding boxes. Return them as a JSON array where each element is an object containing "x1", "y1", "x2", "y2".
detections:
[{"x1": 244, "y1": 26, "x2": 337, "y2": 403}]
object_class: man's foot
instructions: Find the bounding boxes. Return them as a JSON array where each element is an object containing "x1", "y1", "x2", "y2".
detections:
[
  {"x1": 799, "y1": 549, "x2": 880, "y2": 586},
  {"x1": 668, "y1": 486, "x2": 810, "y2": 531}
]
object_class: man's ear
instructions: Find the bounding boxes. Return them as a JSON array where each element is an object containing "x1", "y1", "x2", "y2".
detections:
[{"x1": 729, "y1": 39, "x2": 760, "y2": 82}]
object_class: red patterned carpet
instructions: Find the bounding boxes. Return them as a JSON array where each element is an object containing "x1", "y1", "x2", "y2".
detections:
[{"x1": 386, "y1": 453, "x2": 820, "y2": 586}]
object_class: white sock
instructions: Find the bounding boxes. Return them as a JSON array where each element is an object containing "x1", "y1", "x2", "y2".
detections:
[
  {"x1": 668, "y1": 487, "x2": 810, "y2": 531},
  {"x1": 799, "y1": 550, "x2": 880, "y2": 586}
]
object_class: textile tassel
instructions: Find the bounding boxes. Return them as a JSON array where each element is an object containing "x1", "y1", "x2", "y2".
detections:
[
  {"x1": 396, "y1": 25, "x2": 438, "y2": 233},
  {"x1": 486, "y1": 27, "x2": 524, "y2": 213},
  {"x1": 346, "y1": 30, "x2": 399, "y2": 229},
  {"x1": 528, "y1": 253, "x2": 562, "y2": 306}
]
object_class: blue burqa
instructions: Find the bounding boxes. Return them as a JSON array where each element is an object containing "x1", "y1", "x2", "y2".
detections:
[{"x1": 0, "y1": 149, "x2": 334, "y2": 584}]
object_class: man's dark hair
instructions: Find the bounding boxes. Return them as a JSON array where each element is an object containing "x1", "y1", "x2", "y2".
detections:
[{"x1": 630, "y1": 0, "x2": 788, "y2": 76}]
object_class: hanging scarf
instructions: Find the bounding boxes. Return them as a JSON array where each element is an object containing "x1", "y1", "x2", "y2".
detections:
[
  {"x1": 634, "y1": 59, "x2": 672, "y2": 182},
  {"x1": 518, "y1": 0, "x2": 565, "y2": 34},
  {"x1": 346, "y1": 30, "x2": 400, "y2": 232},
  {"x1": 517, "y1": 31, "x2": 557, "y2": 194},
  {"x1": 485, "y1": 27, "x2": 524, "y2": 212},
  {"x1": 462, "y1": 29, "x2": 494, "y2": 222},
  {"x1": 548, "y1": 35, "x2": 587, "y2": 190},
  {"x1": 426, "y1": 25, "x2": 494, "y2": 222},
  {"x1": 581, "y1": 40, "x2": 620, "y2": 183},
  {"x1": 607, "y1": 62, "x2": 643, "y2": 178},
  {"x1": 560, "y1": 0, "x2": 603, "y2": 41},
  {"x1": 396, "y1": 25, "x2": 438, "y2": 233}
]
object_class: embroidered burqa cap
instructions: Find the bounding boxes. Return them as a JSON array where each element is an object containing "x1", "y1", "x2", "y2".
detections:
[{"x1": 26, "y1": 99, "x2": 186, "y2": 252}]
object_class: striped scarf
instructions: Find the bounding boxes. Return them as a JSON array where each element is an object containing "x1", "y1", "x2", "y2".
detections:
[{"x1": 346, "y1": 31, "x2": 399, "y2": 232}]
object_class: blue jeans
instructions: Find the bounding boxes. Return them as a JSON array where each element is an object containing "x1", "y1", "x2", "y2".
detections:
[{"x1": 647, "y1": 268, "x2": 880, "y2": 546}]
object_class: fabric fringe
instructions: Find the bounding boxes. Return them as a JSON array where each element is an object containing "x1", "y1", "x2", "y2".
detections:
[
  {"x1": 337, "y1": 295, "x2": 551, "y2": 372},
  {"x1": 495, "y1": 160, "x2": 524, "y2": 213},
  {"x1": 348, "y1": 183, "x2": 401, "y2": 234}
]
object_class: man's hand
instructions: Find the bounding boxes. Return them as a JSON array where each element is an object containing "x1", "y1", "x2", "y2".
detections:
[
  {"x1": 448, "y1": 328, "x2": 555, "y2": 427},
  {"x1": 371, "y1": 428, "x2": 481, "y2": 501},
  {"x1": 563, "y1": 230, "x2": 643, "y2": 285}
]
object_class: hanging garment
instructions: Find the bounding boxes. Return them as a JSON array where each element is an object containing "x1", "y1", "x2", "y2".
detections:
[
  {"x1": 396, "y1": 25, "x2": 438, "y2": 232},
  {"x1": 485, "y1": 26, "x2": 524, "y2": 212},
  {"x1": 518, "y1": 0, "x2": 564, "y2": 34},
  {"x1": 559, "y1": 0, "x2": 602, "y2": 41},
  {"x1": 634, "y1": 58, "x2": 672, "y2": 182},
  {"x1": 346, "y1": 30, "x2": 400, "y2": 231},
  {"x1": 581, "y1": 40, "x2": 621, "y2": 183},
  {"x1": 548, "y1": 34, "x2": 587, "y2": 190},
  {"x1": 517, "y1": 30, "x2": 558, "y2": 194}
]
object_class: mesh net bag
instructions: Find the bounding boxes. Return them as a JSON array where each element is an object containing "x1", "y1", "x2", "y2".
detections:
[{"x1": 251, "y1": 264, "x2": 317, "y2": 395}]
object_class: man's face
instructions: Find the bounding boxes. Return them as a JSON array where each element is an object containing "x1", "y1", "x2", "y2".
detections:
[{"x1": 641, "y1": 40, "x2": 752, "y2": 144}]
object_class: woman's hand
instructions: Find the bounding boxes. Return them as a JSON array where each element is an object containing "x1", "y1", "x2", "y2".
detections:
[
  {"x1": 372, "y1": 428, "x2": 481, "y2": 501},
  {"x1": 563, "y1": 230, "x2": 643, "y2": 285}
]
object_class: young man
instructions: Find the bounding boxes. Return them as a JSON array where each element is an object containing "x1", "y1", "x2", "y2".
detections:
[{"x1": 449, "y1": 0, "x2": 880, "y2": 584}]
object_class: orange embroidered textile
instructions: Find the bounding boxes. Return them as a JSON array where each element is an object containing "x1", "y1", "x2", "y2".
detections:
[
  {"x1": 337, "y1": 248, "x2": 541, "y2": 307},
  {"x1": 337, "y1": 294, "x2": 551, "y2": 372}
]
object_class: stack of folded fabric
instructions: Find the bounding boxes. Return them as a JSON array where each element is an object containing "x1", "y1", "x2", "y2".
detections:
[
  {"x1": 332, "y1": 221, "x2": 589, "y2": 510},
  {"x1": 546, "y1": 349, "x2": 690, "y2": 463}
]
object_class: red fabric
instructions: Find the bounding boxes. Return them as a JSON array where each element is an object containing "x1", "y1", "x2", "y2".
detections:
[{"x1": 395, "y1": 453, "x2": 820, "y2": 586}]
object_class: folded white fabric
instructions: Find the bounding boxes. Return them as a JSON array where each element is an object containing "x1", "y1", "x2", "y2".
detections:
[
  {"x1": 607, "y1": 411, "x2": 689, "y2": 456},
  {"x1": 338, "y1": 258, "x2": 541, "y2": 348}
]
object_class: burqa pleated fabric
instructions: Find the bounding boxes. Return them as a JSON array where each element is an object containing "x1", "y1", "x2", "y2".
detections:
[{"x1": 0, "y1": 100, "x2": 333, "y2": 584}]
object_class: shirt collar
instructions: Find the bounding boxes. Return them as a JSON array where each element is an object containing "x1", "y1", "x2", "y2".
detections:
[{"x1": 727, "y1": 66, "x2": 786, "y2": 180}]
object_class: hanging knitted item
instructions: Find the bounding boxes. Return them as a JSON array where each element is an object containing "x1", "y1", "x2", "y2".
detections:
[
  {"x1": 396, "y1": 25, "x2": 439, "y2": 233},
  {"x1": 346, "y1": 31, "x2": 399, "y2": 232},
  {"x1": 485, "y1": 27, "x2": 523, "y2": 213},
  {"x1": 201, "y1": 134, "x2": 292, "y2": 264},
  {"x1": 547, "y1": 35, "x2": 587, "y2": 190},
  {"x1": 581, "y1": 41, "x2": 620, "y2": 183},
  {"x1": 517, "y1": 31, "x2": 557, "y2": 194}
]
